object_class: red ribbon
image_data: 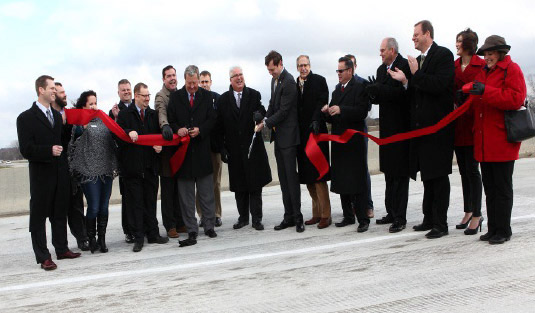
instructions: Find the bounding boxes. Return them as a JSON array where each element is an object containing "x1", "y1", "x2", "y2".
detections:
[
  {"x1": 65, "y1": 108, "x2": 189, "y2": 175},
  {"x1": 306, "y1": 95, "x2": 475, "y2": 180}
]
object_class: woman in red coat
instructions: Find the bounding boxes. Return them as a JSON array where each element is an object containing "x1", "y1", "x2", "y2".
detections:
[
  {"x1": 453, "y1": 29, "x2": 486, "y2": 234},
  {"x1": 469, "y1": 35, "x2": 527, "y2": 244}
]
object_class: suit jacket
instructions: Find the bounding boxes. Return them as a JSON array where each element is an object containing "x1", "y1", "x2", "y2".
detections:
[
  {"x1": 116, "y1": 104, "x2": 160, "y2": 178},
  {"x1": 326, "y1": 77, "x2": 369, "y2": 194},
  {"x1": 408, "y1": 42, "x2": 455, "y2": 181},
  {"x1": 208, "y1": 90, "x2": 222, "y2": 153},
  {"x1": 374, "y1": 54, "x2": 411, "y2": 177},
  {"x1": 265, "y1": 68, "x2": 300, "y2": 148},
  {"x1": 167, "y1": 86, "x2": 217, "y2": 179},
  {"x1": 296, "y1": 71, "x2": 330, "y2": 183},
  {"x1": 108, "y1": 100, "x2": 133, "y2": 120},
  {"x1": 216, "y1": 86, "x2": 272, "y2": 192},
  {"x1": 16, "y1": 103, "x2": 69, "y2": 228}
]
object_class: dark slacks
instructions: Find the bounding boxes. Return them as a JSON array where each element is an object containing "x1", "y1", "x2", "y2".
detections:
[
  {"x1": 364, "y1": 124, "x2": 374, "y2": 210},
  {"x1": 481, "y1": 161, "x2": 515, "y2": 238},
  {"x1": 422, "y1": 175, "x2": 450, "y2": 231},
  {"x1": 160, "y1": 175, "x2": 184, "y2": 232},
  {"x1": 454, "y1": 145, "x2": 482, "y2": 216},
  {"x1": 68, "y1": 184, "x2": 87, "y2": 242},
  {"x1": 275, "y1": 145, "x2": 302, "y2": 223},
  {"x1": 123, "y1": 170, "x2": 160, "y2": 243},
  {"x1": 384, "y1": 174, "x2": 410, "y2": 224},
  {"x1": 340, "y1": 193, "x2": 370, "y2": 225},
  {"x1": 119, "y1": 177, "x2": 132, "y2": 235},
  {"x1": 235, "y1": 190, "x2": 263, "y2": 223}
]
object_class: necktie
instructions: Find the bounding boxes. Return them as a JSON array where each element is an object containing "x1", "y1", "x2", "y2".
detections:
[
  {"x1": 140, "y1": 109, "x2": 144, "y2": 122},
  {"x1": 46, "y1": 109, "x2": 54, "y2": 127},
  {"x1": 419, "y1": 55, "x2": 426, "y2": 69},
  {"x1": 237, "y1": 92, "x2": 242, "y2": 108},
  {"x1": 341, "y1": 85, "x2": 345, "y2": 93},
  {"x1": 273, "y1": 79, "x2": 278, "y2": 91},
  {"x1": 189, "y1": 93, "x2": 194, "y2": 107}
]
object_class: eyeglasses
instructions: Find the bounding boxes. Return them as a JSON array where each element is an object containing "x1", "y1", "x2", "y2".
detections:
[
  {"x1": 230, "y1": 73, "x2": 244, "y2": 79},
  {"x1": 136, "y1": 93, "x2": 151, "y2": 98},
  {"x1": 200, "y1": 80, "x2": 210, "y2": 84},
  {"x1": 297, "y1": 64, "x2": 310, "y2": 68},
  {"x1": 336, "y1": 68, "x2": 350, "y2": 74}
]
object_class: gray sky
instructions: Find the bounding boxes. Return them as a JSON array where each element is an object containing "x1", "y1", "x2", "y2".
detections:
[{"x1": 1, "y1": 0, "x2": 534, "y2": 148}]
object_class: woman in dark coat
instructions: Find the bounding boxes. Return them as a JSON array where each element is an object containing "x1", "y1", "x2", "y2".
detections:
[
  {"x1": 470, "y1": 35, "x2": 527, "y2": 244},
  {"x1": 452, "y1": 29, "x2": 486, "y2": 234}
]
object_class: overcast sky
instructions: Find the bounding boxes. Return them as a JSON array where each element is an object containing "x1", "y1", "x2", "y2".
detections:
[{"x1": 1, "y1": 0, "x2": 534, "y2": 148}]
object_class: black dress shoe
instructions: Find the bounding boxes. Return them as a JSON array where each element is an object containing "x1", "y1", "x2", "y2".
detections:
[
  {"x1": 296, "y1": 222, "x2": 305, "y2": 233},
  {"x1": 77, "y1": 240, "x2": 90, "y2": 251},
  {"x1": 252, "y1": 221, "x2": 264, "y2": 231},
  {"x1": 480, "y1": 232, "x2": 495, "y2": 241},
  {"x1": 147, "y1": 236, "x2": 169, "y2": 244},
  {"x1": 133, "y1": 242, "x2": 143, "y2": 252},
  {"x1": 335, "y1": 218, "x2": 356, "y2": 227},
  {"x1": 425, "y1": 228, "x2": 449, "y2": 239},
  {"x1": 489, "y1": 234, "x2": 511, "y2": 245},
  {"x1": 205, "y1": 229, "x2": 217, "y2": 238},
  {"x1": 198, "y1": 219, "x2": 205, "y2": 227},
  {"x1": 376, "y1": 216, "x2": 394, "y2": 225},
  {"x1": 357, "y1": 223, "x2": 369, "y2": 233},
  {"x1": 233, "y1": 220, "x2": 249, "y2": 229},
  {"x1": 274, "y1": 220, "x2": 295, "y2": 231},
  {"x1": 57, "y1": 250, "x2": 81, "y2": 260},
  {"x1": 215, "y1": 217, "x2": 222, "y2": 227},
  {"x1": 413, "y1": 223, "x2": 433, "y2": 232},
  {"x1": 179, "y1": 232, "x2": 198, "y2": 247},
  {"x1": 125, "y1": 234, "x2": 135, "y2": 244},
  {"x1": 389, "y1": 222, "x2": 406, "y2": 233}
]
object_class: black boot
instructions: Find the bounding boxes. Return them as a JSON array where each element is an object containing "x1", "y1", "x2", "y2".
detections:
[
  {"x1": 86, "y1": 217, "x2": 99, "y2": 253},
  {"x1": 97, "y1": 214, "x2": 109, "y2": 253}
]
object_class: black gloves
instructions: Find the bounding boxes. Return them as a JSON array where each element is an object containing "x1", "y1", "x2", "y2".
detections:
[
  {"x1": 367, "y1": 75, "x2": 377, "y2": 84},
  {"x1": 253, "y1": 111, "x2": 264, "y2": 124},
  {"x1": 455, "y1": 90, "x2": 468, "y2": 105},
  {"x1": 469, "y1": 81, "x2": 485, "y2": 95},
  {"x1": 365, "y1": 76, "x2": 379, "y2": 99},
  {"x1": 309, "y1": 121, "x2": 320, "y2": 135},
  {"x1": 220, "y1": 147, "x2": 229, "y2": 163},
  {"x1": 162, "y1": 124, "x2": 173, "y2": 141}
]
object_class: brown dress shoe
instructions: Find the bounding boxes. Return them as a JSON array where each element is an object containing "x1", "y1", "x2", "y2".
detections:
[
  {"x1": 167, "y1": 228, "x2": 179, "y2": 238},
  {"x1": 305, "y1": 217, "x2": 321, "y2": 225},
  {"x1": 317, "y1": 217, "x2": 332, "y2": 229},
  {"x1": 41, "y1": 259, "x2": 57, "y2": 271}
]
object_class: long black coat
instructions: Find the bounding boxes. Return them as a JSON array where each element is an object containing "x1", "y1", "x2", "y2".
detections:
[
  {"x1": 116, "y1": 104, "x2": 160, "y2": 178},
  {"x1": 216, "y1": 86, "x2": 272, "y2": 192},
  {"x1": 17, "y1": 103, "x2": 70, "y2": 229},
  {"x1": 408, "y1": 42, "x2": 455, "y2": 181},
  {"x1": 167, "y1": 86, "x2": 217, "y2": 179},
  {"x1": 374, "y1": 54, "x2": 411, "y2": 177},
  {"x1": 296, "y1": 72, "x2": 330, "y2": 184},
  {"x1": 326, "y1": 77, "x2": 369, "y2": 194}
]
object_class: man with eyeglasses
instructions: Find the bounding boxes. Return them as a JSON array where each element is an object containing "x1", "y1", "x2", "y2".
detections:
[
  {"x1": 197, "y1": 70, "x2": 223, "y2": 228},
  {"x1": 116, "y1": 82, "x2": 168, "y2": 252},
  {"x1": 321, "y1": 57, "x2": 371, "y2": 233},
  {"x1": 295, "y1": 55, "x2": 332, "y2": 229},
  {"x1": 167, "y1": 65, "x2": 218, "y2": 247}
]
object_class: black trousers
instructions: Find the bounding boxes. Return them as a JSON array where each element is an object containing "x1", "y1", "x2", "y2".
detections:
[
  {"x1": 340, "y1": 193, "x2": 370, "y2": 225},
  {"x1": 119, "y1": 177, "x2": 131, "y2": 235},
  {"x1": 160, "y1": 175, "x2": 184, "y2": 231},
  {"x1": 384, "y1": 174, "x2": 410, "y2": 224},
  {"x1": 235, "y1": 190, "x2": 263, "y2": 223},
  {"x1": 422, "y1": 175, "x2": 450, "y2": 231},
  {"x1": 481, "y1": 161, "x2": 515, "y2": 237},
  {"x1": 123, "y1": 170, "x2": 160, "y2": 243},
  {"x1": 275, "y1": 145, "x2": 302, "y2": 223},
  {"x1": 455, "y1": 145, "x2": 482, "y2": 216},
  {"x1": 68, "y1": 184, "x2": 87, "y2": 241}
]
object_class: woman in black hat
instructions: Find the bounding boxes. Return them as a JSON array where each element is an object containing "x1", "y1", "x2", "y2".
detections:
[{"x1": 468, "y1": 35, "x2": 527, "y2": 244}]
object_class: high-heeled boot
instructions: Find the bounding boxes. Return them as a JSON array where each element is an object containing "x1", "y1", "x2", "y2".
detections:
[
  {"x1": 86, "y1": 217, "x2": 99, "y2": 253},
  {"x1": 464, "y1": 217, "x2": 484, "y2": 235},
  {"x1": 97, "y1": 214, "x2": 109, "y2": 253}
]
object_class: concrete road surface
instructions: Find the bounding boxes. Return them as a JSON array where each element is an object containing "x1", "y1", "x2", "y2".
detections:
[{"x1": 1, "y1": 158, "x2": 535, "y2": 312}]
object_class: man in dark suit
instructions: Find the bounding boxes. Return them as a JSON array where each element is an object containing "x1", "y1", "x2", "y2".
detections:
[
  {"x1": 109, "y1": 79, "x2": 136, "y2": 243},
  {"x1": 167, "y1": 65, "x2": 218, "y2": 247},
  {"x1": 116, "y1": 82, "x2": 169, "y2": 252},
  {"x1": 257, "y1": 50, "x2": 303, "y2": 232},
  {"x1": 389, "y1": 20, "x2": 455, "y2": 238},
  {"x1": 322, "y1": 57, "x2": 371, "y2": 232},
  {"x1": 216, "y1": 66, "x2": 272, "y2": 230},
  {"x1": 366, "y1": 37, "x2": 411, "y2": 233},
  {"x1": 295, "y1": 55, "x2": 332, "y2": 229},
  {"x1": 17, "y1": 75, "x2": 81, "y2": 271}
]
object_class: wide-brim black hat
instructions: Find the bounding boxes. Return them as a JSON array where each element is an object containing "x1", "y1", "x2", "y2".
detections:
[{"x1": 476, "y1": 35, "x2": 511, "y2": 55}]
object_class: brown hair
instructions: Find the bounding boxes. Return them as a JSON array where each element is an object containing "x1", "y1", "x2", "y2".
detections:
[
  {"x1": 265, "y1": 50, "x2": 282, "y2": 66},
  {"x1": 415, "y1": 20, "x2": 434, "y2": 39},
  {"x1": 134, "y1": 82, "x2": 148, "y2": 94},
  {"x1": 162, "y1": 65, "x2": 175, "y2": 79},
  {"x1": 456, "y1": 28, "x2": 478, "y2": 55},
  {"x1": 35, "y1": 75, "x2": 54, "y2": 96},
  {"x1": 118, "y1": 79, "x2": 130, "y2": 87}
]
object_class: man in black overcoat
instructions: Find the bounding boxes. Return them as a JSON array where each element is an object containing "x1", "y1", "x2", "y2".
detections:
[
  {"x1": 321, "y1": 57, "x2": 371, "y2": 232},
  {"x1": 17, "y1": 75, "x2": 81, "y2": 270},
  {"x1": 389, "y1": 20, "x2": 455, "y2": 238},
  {"x1": 295, "y1": 55, "x2": 332, "y2": 229},
  {"x1": 216, "y1": 66, "x2": 272, "y2": 230},
  {"x1": 366, "y1": 38, "x2": 411, "y2": 233}
]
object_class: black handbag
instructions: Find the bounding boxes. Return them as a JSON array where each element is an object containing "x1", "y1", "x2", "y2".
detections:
[{"x1": 504, "y1": 100, "x2": 535, "y2": 142}]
